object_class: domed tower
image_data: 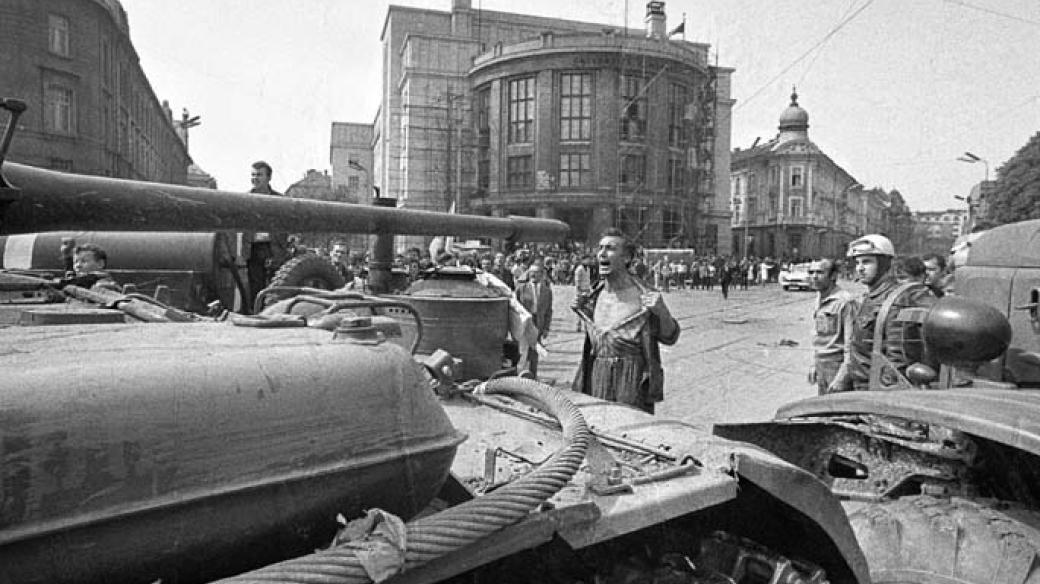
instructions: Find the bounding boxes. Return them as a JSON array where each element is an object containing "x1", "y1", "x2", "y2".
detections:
[{"x1": 778, "y1": 87, "x2": 809, "y2": 143}]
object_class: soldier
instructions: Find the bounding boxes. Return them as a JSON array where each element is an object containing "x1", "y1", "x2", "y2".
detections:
[
  {"x1": 830, "y1": 234, "x2": 937, "y2": 392},
  {"x1": 807, "y1": 258, "x2": 854, "y2": 394}
]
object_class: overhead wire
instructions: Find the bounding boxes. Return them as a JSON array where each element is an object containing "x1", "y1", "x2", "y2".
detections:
[
  {"x1": 728, "y1": 0, "x2": 876, "y2": 116},
  {"x1": 797, "y1": 0, "x2": 861, "y2": 86},
  {"x1": 943, "y1": 0, "x2": 1040, "y2": 27}
]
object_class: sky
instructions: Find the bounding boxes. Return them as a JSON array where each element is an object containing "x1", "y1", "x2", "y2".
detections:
[{"x1": 118, "y1": 0, "x2": 1040, "y2": 212}]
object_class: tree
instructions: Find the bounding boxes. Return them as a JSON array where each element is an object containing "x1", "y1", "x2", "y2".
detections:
[{"x1": 985, "y1": 131, "x2": 1040, "y2": 226}]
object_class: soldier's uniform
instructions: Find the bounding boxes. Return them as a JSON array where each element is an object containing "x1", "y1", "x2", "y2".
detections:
[
  {"x1": 812, "y1": 285, "x2": 854, "y2": 394},
  {"x1": 831, "y1": 235, "x2": 937, "y2": 392}
]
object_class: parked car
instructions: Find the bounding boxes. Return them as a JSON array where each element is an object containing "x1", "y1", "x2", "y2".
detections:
[{"x1": 779, "y1": 262, "x2": 811, "y2": 290}]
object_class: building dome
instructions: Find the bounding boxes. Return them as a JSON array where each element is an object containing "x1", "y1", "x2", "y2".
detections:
[{"x1": 778, "y1": 88, "x2": 809, "y2": 131}]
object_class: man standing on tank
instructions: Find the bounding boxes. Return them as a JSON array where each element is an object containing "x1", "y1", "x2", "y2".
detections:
[
  {"x1": 808, "y1": 258, "x2": 854, "y2": 395},
  {"x1": 829, "y1": 235, "x2": 937, "y2": 392},
  {"x1": 572, "y1": 228, "x2": 680, "y2": 414},
  {"x1": 245, "y1": 161, "x2": 286, "y2": 310}
]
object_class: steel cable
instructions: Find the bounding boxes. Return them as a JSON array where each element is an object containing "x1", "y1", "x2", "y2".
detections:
[{"x1": 214, "y1": 376, "x2": 590, "y2": 584}]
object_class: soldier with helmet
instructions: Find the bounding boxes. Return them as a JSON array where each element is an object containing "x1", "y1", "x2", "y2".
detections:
[{"x1": 829, "y1": 234, "x2": 937, "y2": 392}]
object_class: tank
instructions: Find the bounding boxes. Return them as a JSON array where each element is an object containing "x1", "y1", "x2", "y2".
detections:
[
  {"x1": 716, "y1": 218, "x2": 1040, "y2": 584},
  {"x1": 0, "y1": 100, "x2": 868, "y2": 584}
]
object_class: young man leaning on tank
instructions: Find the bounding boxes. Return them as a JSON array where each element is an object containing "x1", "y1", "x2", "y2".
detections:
[{"x1": 571, "y1": 228, "x2": 679, "y2": 414}]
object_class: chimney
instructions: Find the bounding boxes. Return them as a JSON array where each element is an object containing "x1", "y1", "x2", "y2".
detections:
[{"x1": 645, "y1": 1, "x2": 666, "y2": 39}]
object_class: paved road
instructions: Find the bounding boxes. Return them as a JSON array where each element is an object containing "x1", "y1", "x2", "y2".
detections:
[{"x1": 536, "y1": 281, "x2": 858, "y2": 430}]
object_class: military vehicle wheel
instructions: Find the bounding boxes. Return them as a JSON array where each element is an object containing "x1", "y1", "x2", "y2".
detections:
[
  {"x1": 849, "y1": 496, "x2": 1040, "y2": 584},
  {"x1": 269, "y1": 255, "x2": 346, "y2": 290}
]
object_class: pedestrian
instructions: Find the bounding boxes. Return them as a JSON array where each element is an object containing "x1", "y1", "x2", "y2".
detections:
[
  {"x1": 829, "y1": 235, "x2": 937, "y2": 392},
  {"x1": 514, "y1": 263, "x2": 553, "y2": 378},
  {"x1": 718, "y1": 258, "x2": 732, "y2": 300},
  {"x1": 245, "y1": 160, "x2": 287, "y2": 310},
  {"x1": 492, "y1": 252, "x2": 515, "y2": 289},
  {"x1": 329, "y1": 242, "x2": 351, "y2": 283},
  {"x1": 894, "y1": 256, "x2": 927, "y2": 284},
  {"x1": 807, "y1": 258, "x2": 855, "y2": 395},
  {"x1": 660, "y1": 256, "x2": 672, "y2": 292},
  {"x1": 921, "y1": 253, "x2": 949, "y2": 298},
  {"x1": 573, "y1": 255, "x2": 592, "y2": 331},
  {"x1": 571, "y1": 228, "x2": 679, "y2": 414}
]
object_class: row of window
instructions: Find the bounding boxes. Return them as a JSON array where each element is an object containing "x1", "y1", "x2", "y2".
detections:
[
  {"x1": 496, "y1": 152, "x2": 687, "y2": 192},
  {"x1": 493, "y1": 73, "x2": 691, "y2": 146},
  {"x1": 734, "y1": 166, "x2": 807, "y2": 195},
  {"x1": 740, "y1": 197, "x2": 808, "y2": 218}
]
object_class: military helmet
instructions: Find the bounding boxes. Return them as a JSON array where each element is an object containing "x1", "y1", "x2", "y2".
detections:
[{"x1": 847, "y1": 234, "x2": 895, "y2": 258}]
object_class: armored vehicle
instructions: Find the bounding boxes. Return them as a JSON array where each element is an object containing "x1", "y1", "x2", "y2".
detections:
[
  {"x1": 717, "y1": 220, "x2": 1040, "y2": 584},
  {"x1": 0, "y1": 99, "x2": 867, "y2": 584}
]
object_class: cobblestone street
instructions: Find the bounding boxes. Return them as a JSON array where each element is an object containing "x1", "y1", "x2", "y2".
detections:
[{"x1": 536, "y1": 281, "x2": 858, "y2": 430}]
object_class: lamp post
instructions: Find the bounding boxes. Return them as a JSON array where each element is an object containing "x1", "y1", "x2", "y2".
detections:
[
  {"x1": 957, "y1": 152, "x2": 988, "y2": 232},
  {"x1": 957, "y1": 151, "x2": 989, "y2": 181}
]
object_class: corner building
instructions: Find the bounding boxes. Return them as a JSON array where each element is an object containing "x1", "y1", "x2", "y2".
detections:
[
  {"x1": 729, "y1": 91, "x2": 899, "y2": 260},
  {"x1": 0, "y1": 0, "x2": 190, "y2": 183},
  {"x1": 362, "y1": 0, "x2": 733, "y2": 252}
]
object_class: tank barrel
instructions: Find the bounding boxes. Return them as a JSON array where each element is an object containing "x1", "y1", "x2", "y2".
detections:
[{"x1": 0, "y1": 162, "x2": 568, "y2": 242}]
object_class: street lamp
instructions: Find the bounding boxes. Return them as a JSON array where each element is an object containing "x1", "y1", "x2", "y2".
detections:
[{"x1": 957, "y1": 151, "x2": 989, "y2": 182}]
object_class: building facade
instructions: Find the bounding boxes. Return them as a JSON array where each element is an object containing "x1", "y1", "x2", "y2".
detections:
[
  {"x1": 0, "y1": 0, "x2": 190, "y2": 183},
  {"x1": 330, "y1": 122, "x2": 374, "y2": 203},
  {"x1": 730, "y1": 91, "x2": 902, "y2": 260},
  {"x1": 911, "y1": 208, "x2": 967, "y2": 256},
  {"x1": 342, "y1": 0, "x2": 733, "y2": 253}
]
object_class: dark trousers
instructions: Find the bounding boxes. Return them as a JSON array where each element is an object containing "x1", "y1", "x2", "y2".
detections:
[{"x1": 247, "y1": 242, "x2": 272, "y2": 312}]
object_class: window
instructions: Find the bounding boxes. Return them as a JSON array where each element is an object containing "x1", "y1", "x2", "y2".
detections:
[
  {"x1": 790, "y1": 166, "x2": 803, "y2": 188},
  {"x1": 619, "y1": 75, "x2": 646, "y2": 142},
  {"x1": 477, "y1": 158, "x2": 490, "y2": 191},
  {"x1": 49, "y1": 157, "x2": 73, "y2": 172},
  {"x1": 507, "y1": 155, "x2": 532, "y2": 188},
  {"x1": 44, "y1": 84, "x2": 74, "y2": 134},
  {"x1": 618, "y1": 206, "x2": 648, "y2": 237},
  {"x1": 619, "y1": 154, "x2": 645, "y2": 187},
  {"x1": 348, "y1": 176, "x2": 360, "y2": 190},
  {"x1": 790, "y1": 197, "x2": 803, "y2": 217},
  {"x1": 668, "y1": 83, "x2": 687, "y2": 147},
  {"x1": 770, "y1": 166, "x2": 780, "y2": 186},
  {"x1": 746, "y1": 197, "x2": 758, "y2": 219},
  {"x1": 667, "y1": 157, "x2": 684, "y2": 194},
  {"x1": 559, "y1": 152, "x2": 590, "y2": 188},
  {"x1": 48, "y1": 14, "x2": 69, "y2": 56},
  {"x1": 789, "y1": 233, "x2": 802, "y2": 253},
  {"x1": 475, "y1": 88, "x2": 490, "y2": 134},
  {"x1": 663, "y1": 208, "x2": 683, "y2": 241},
  {"x1": 508, "y1": 77, "x2": 535, "y2": 143},
  {"x1": 100, "y1": 36, "x2": 113, "y2": 87},
  {"x1": 560, "y1": 72, "x2": 592, "y2": 141}
]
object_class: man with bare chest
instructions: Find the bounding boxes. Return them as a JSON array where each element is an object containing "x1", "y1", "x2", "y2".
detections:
[{"x1": 572, "y1": 228, "x2": 679, "y2": 413}]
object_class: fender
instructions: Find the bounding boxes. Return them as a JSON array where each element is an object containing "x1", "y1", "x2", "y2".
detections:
[{"x1": 774, "y1": 389, "x2": 1040, "y2": 457}]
